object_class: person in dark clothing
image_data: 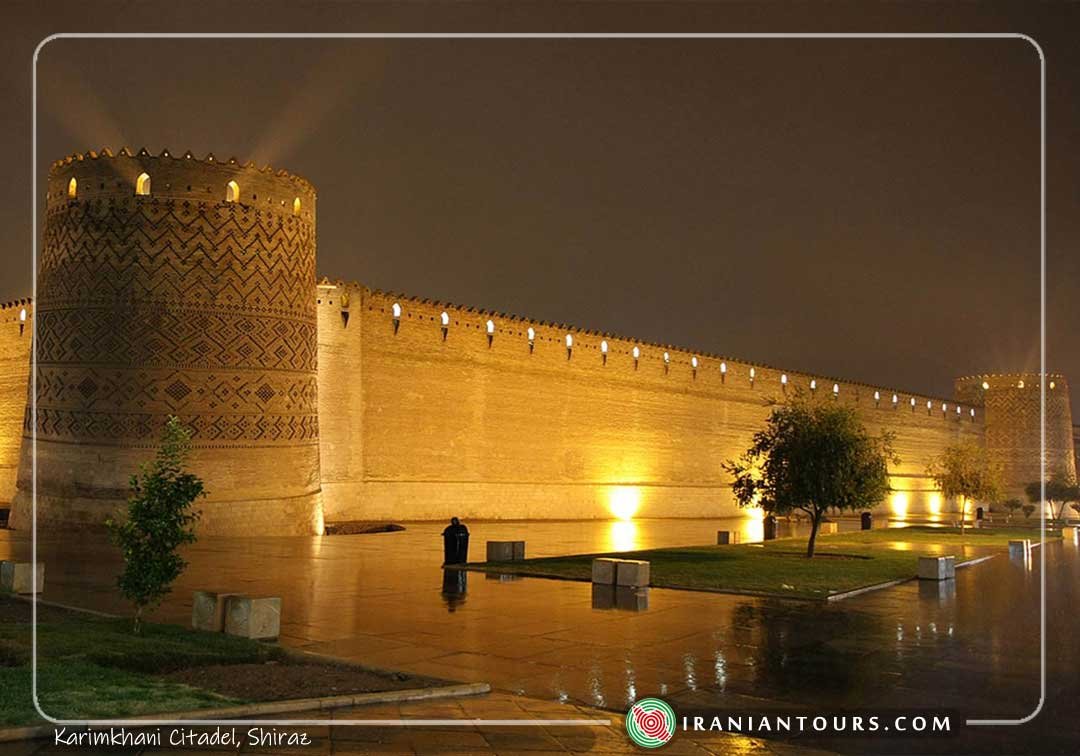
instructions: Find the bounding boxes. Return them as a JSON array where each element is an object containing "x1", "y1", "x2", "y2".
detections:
[{"x1": 441, "y1": 517, "x2": 470, "y2": 564}]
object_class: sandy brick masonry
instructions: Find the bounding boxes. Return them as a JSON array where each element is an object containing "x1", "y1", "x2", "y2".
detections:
[{"x1": 0, "y1": 150, "x2": 1074, "y2": 534}]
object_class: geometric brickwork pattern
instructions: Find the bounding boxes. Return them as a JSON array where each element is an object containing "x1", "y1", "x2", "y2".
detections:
[
  {"x1": 31, "y1": 161, "x2": 318, "y2": 448},
  {"x1": 955, "y1": 374, "x2": 1076, "y2": 497}
]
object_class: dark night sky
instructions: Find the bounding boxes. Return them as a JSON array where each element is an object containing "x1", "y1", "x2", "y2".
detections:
[{"x1": 2, "y1": 2, "x2": 1077, "y2": 408}]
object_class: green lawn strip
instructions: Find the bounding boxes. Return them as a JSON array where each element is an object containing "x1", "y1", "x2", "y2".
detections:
[
  {"x1": 465, "y1": 526, "x2": 1059, "y2": 599},
  {"x1": 0, "y1": 662, "x2": 242, "y2": 727},
  {"x1": 0, "y1": 605, "x2": 278, "y2": 728}
]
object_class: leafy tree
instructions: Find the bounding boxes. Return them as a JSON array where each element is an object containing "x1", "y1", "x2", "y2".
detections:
[
  {"x1": 926, "y1": 443, "x2": 1002, "y2": 533},
  {"x1": 106, "y1": 416, "x2": 205, "y2": 633},
  {"x1": 1024, "y1": 471, "x2": 1080, "y2": 524},
  {"x1": 723, "y1": 395, "x2": 897, "y2": 558},
  {"x1": 1071, "y1": 502, "x2": 1080, "y2": 519},
  {"x1": 1002, "y1": 498, "x2": 1024, "y2": 524},
  {"x1": 1022, "y1": 504, "x2": 1036, "y2": 520}
]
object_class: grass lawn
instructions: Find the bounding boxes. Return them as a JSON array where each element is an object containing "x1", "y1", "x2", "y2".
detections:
[
  {"x1": 464, "y1": 526, "x2": 1057, "y2": 601},
  {"x1": 0, "y1": 597, "x2": 443, "y2": 728}
]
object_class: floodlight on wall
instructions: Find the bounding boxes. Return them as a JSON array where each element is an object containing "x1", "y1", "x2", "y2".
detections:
[
  {"x1": 926, "y1": 400, "x2": 932, "y2": 415},
  {"x1": 957, "y1": 405, "x2": 962, "y2": 415},
  {"x1": 486, "y1": 319, "x2": 495, "y2": 347},
  {"x1": 663, "y1": 352, "x2": 670, "y2": 374},
  {"x1": 832, "y1": 383, "x2": 839, "y2": 397},
  {"x1": 892, "y1": 394, "x2": 899, "y2": 408},
  {"x1": 691, "y1": 355, "x2": 698, "y2": 378},
  {"x1": 67, "y1": 177, "x2": 77, "y2": 199},
  {"x1": 601, "y1": 340, "x2": 609, "y2": 365},
  {"x1": 135, "y1": 172, "x2": 151, "y2": 196},
  {"x1": 1017, "y1": 379, "x2": 1025, "y2": 389},
  {"x1": 527, "y1": 327, "x2": 536, "y2": 353},
  {"x1": 391, "y1": 302, "x2": 402, "y2": 334},
  {"x1": 942, "y1": 403, "x2": 948, "y2": 416},
  {"x1": 910, "y1": 397, "x2": 917, "y2": 411},
  {"x1": 633, "y1": 345, "x2": 641, "y2": 369},
  {"x1": 749, "y1": 367, "x2": 756, "y2": 386},
  {"x1": 982, "y1": 381, "x2": 990, "y2": 390},
  {"x1": 1050, "y1": 381, "x2": 1056, "y2": 389},
  {"x1": 226, "y1": 180, "x2": 240, "y2": 203},
  {"x1": 19, "y1": 307, "x2": 26, "y2": 337},
  {"x1": 566, "y1": 334, "x2": 573, "y2": 360},
  {"x1": 874, "y1": 390, "x2": 881, "y2": 406},
  {"x1": 970, "y1": 408, "x2": 976, "y2": 420},
  {"x1": 440, "y1": 311, "x2": 450, "y2": 341},
  {"x1": 810, "y1": 379, "x2": 817, "y2": 391},
  {"x1": 720, "y1": 361, "x2": 727, "y2": 383}
]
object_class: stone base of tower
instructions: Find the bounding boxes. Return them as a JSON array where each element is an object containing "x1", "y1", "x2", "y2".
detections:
[
  {"x1": 7, "y1": 440, "x2": 325, "y2": 536},
  {"x1": 8, "y1": 489, "x2": 323, "y2": 536}
]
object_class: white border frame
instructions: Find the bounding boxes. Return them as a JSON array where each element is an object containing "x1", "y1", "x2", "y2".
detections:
[{"x1": 29, "y1": 32, "x2": 1045, "y2": 730}]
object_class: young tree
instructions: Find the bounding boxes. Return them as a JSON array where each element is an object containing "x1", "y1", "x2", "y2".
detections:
[
  {"x1": 1022, "y1": 504, "x2": 1036, "y2": 520},
  {"x1": 723, "y1": 395, "x2": 896, "y2": 558},
  {"x1": 926, "y1": 443, "x2": 1001, "y2": 533},
  {"x1": 1024, "y1": 471, "x2": 1080, "y2": 525},
  {"x1": 106, "y1": 416, "x2": 205, "y2": 633},
  {"x1": 1002, "y1": 498, "x2": 1024, "y2": 524}
]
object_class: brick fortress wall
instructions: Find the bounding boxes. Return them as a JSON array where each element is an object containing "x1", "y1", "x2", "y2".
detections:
[{"x1": 316, "y1": 283, "x2": 989, "y2": 523}]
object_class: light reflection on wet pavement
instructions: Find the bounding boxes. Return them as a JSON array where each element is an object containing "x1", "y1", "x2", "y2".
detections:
[{"x1": 2, "y1": 517, "x2": 1076, "y2": 754}]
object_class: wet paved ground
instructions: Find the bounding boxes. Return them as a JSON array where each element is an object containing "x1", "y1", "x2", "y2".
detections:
[{"x1": 2, "y1": 517, "x2": 1077, "y2": 754}]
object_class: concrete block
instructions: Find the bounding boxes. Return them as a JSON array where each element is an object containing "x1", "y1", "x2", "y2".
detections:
[
  {"x1": 191, "y1": 590, "x2": 239, "y2": 632},
  {"x1": 224, "y1": 595, "x2": 281, "y2": 640},
  {"x1": 591, "y1": 558, "x2": 618, "y2": 584},
  {"x1": 917, "y1": 555, "x2": 956, "y2": 581},
  {"x1": 1008, "y1": 539, "x2": 1032, "y2": 558},
  {"x1": 614, "y1": 586, "x2": 650, "y2": 612},
  {"x1": 615, "y1": 559, "x2": 650, "y2": 588},
  {"x1": 486, "y1": 541, "x2": 525, "y2": 561},
  {"x1": 0, "y1": 561, "x2": 44, "y2": 594}
]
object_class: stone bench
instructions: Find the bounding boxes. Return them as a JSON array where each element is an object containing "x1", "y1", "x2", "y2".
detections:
[
  {"x1": 224, "y1": 595, "x2": 282, "y2": 640},
  {"x1": 591, "y1": 557, "x2": 650, "y2": 588},
  {"x1": 917, "y1": 555, "x2": 956, "y2": 581},
  {"x1": 486, "y1": 541, "x2": 525, "y2": 561},
  {"x1": 0, "y1": 561, "x2": 44, "y2": 594},
  {"x1": 191, "y1": 590, "x2": 241, "y2": 633}
]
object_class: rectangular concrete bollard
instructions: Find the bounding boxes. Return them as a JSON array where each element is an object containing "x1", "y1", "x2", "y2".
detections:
[
  {"x1": 717, "y1": 531, "x2": 740, "y2": 545},
  {"x1": 1008, "y1": 539, "x2": 1032, "y2": 558},
  {"x1": 191, "y1": 590, "x2": 240, "y2": 633},
  {"x1": 0, "y1": 561, "x2": 44, "y2": 594},
  {"x1": 917, "y1": 555, "x2": 956, "y2": 581},
  {"x1": 615, "y1": 559, "x2": 650, "y2": 588},
  {"x1": 486, "y1": 541, "x2": 525, "y2": 561},
  {"x1": 224, "y1": 596, "x2": 282, "y2": 640},
  {"x1": 591, "y1": 558, "x2": 619, "y2": 584}
]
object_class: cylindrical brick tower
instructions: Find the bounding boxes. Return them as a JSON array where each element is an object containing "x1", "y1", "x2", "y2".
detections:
[
  {"x1": 10, "y1": 148, "x2": 323, "y2": 535},
  {"x1": 954, "y1": 373, "x2": 1077, "y2": 500}
]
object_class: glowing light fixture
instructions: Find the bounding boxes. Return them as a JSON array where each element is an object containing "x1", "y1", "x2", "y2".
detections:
[
  {"x1": 892, "y1": 393, "x2": 898, "y2": 405},
  {"x1": 632, "y1": 345, "x2": 640, "y2": 359},
  {"x1": 891, "y1": 492, "x2": 909, "y2": 518},
  {"x1": 910, "y1": 397, "x2": 916, "y2": 409},
  {"x1": 720, "y1": 362, "x2": 727, "y2": 374},
  {"x1": 957, "y1": 405, "x2": 962, "y2": 414},
  {"x1": 810, "y1": 379, "x2": 817, "y2": 391},
  {"x1": 1017, "y1": 379, "x2": 1025, "y2": 389},
  {"x1": 293, "y1": 197, "x2": 302, "y2": 216},
  {"x1": 440, "y1": 311, "x2": 450, "y2": 326},
  {"x1": 135, "y1": 172, "x2": 151, "y2": 196},
  {"x1": 970, "y1": 408, "x2": 976, "y2": 418},
  {"x1": 663, "y1": 351, "x2": 670, "y2": 363},
  {"x1": 601, "y1": 340, "x2": 609, "y2": 354},
  {"x1": 1050, "y1": 381, "x2": 1056, "y2": 389},
  {"x1": 982, "y1": 381, "x2": 990, "y2": 390},
  {"x1": 225, "y1": 180, "x2": 240, "y2": 203},
  {"x1": 67, "y1": 177, "x2": 77, "y2": 199},
  {"x1": 781, "y1": 374, "x2": 788, "y2": 385},
  {"x1": 691, "y1": 356, "x2": 698, "y2": 369},
  {"x1": 486, "y1": 319, "x2": 495, "y2": 334},
  {"x1": 928, "y1": 493, "x2": 942, "y2": 515},
  {"x1": 874, "y1": 390, "x2": 880, "y2": 402},
  {"x1": 391, "y1": 302, "x2": 402, "y2": 319},
  {"x1": 608, "y1": 486, "x2": 641, "y2": 521},
  {"x1": 19, "y1": 308, "x2": 27, "y2": 322},
  {"x1": 749, "y1": 367, "x2": 756, "y2": 382},
  {"x1": 527, "y1": 327, "x2": 535, "y2": 341},
  {"x1": 833, "y1": 383, "x2": 839, "y2": 396},
  {"x1": 566, "y1": 334, "x2": 573, "y2": 348}
]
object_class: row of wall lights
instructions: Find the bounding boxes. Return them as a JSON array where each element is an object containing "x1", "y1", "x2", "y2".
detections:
[
  {"x1": 388, "y1": 304, "x2": 976, "y2": 419},
  {"x1": 64, "y1": 175, "x2": 304, "y2": 215}
]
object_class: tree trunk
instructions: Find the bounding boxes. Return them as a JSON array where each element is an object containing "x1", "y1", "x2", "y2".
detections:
[
  {"x1": 959, "y1": 497, "x2": 967, "y2": 533},
  {"x1": 133, "y1": 607, "x2": 143, "y2": 635},
  {"x1": 806, "y1": 512, "x2": 822, "y2": 558}
]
